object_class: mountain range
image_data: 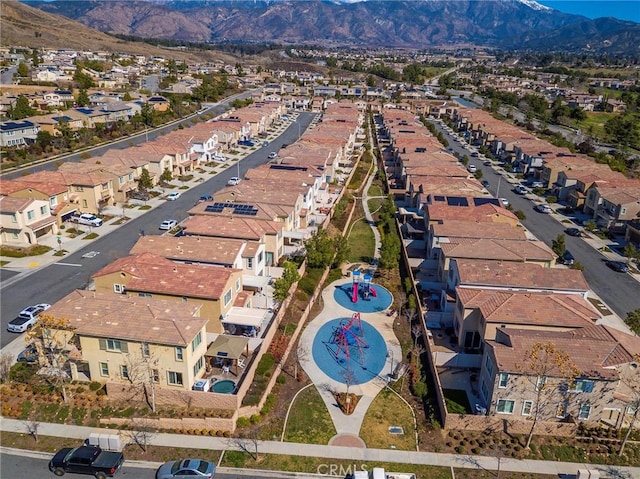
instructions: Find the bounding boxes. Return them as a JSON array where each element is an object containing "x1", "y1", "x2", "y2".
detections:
[{"x1": 16, "y1": 0, "x2": 640, "y2": 56}]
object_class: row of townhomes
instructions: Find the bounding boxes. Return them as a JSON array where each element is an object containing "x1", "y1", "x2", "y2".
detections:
[
  {"x1": 0, "y1": 98, "x2": 363, "y2": 421},
  {"x1": 380, "y1": 104, "x2": 639, "y2": 434}
]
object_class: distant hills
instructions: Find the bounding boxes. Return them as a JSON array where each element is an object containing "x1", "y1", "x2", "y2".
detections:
[{"x1": 13, "y1": 0, "x2": 640, "y2": 56}]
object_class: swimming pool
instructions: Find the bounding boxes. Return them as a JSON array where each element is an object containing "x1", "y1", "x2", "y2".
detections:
[{"x1": 211, "y1": 379, "x2": 236, "y2": 394}]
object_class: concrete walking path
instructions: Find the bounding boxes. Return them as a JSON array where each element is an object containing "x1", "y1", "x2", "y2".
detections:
[{"x1": 2, "y1": 418, "x2": 639, "y2": 478}]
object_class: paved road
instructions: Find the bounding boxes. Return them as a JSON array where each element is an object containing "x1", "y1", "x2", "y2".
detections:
[
  {"x1": 431, "y1": 121, "x2": 640, "y2": 319},
  {"x1": 0, "y1": 112, "x2": 316, "y2": 348},
  {"x1": 0, "y1": 451, "x2": 302, "y2": 479}
]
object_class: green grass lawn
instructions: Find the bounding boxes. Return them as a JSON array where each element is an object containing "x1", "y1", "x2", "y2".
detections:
[
  {"x1": 579, "y1": 111, "x2": 616, "y2": 138},
  {"x1": 360, "y1": 388, "x2": 417, "y2": 450},
  {"x1": 283, "y1": 385, "x2": 336, "y2": 444},
  {"x1": 443, "y1": 389, "x2": 472, "y2": 414},
  {"x1": 367, "y1": 183, "x2": 385, "y2": 214},
  {"x1": 347, "y1": 219, "x2": 375, "y2": 264}
]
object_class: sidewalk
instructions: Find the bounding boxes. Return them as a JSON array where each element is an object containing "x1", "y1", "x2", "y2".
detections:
[{"x1": 1, "y1": 418, "x2": 638, "y2": 478}]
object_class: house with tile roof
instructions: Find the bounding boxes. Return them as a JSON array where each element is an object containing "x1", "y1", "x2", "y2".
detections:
[
  {"x1": 180, "y1": 215, "x2": 284, "y2": 266},
  {"x1": 583, "y1": 181, "x2": 640, "y2": 232},
  {"x1": 454, "y1": 289, "x2": 600, "y2": 351},
  {"x1": 0, "y1": 119, "x2": 40, "y2": 147},
  {"x1": 130, "y1": 235, "x2": 266, "y2": 277},
  {"x1": 0, "y1": 195, "x2": 57, "y2": 247},
  {"x1": 91, "y1": 252, "x2": 243, "y2": 333},
  {"x1": 480, "y1": 326, "x2": 640, "y2": 427},
  {"x1": 45, "y1": 290, "x2": 209, "y2": 391}
]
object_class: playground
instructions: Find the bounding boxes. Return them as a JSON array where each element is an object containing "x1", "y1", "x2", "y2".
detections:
[{"x1": 333, "y1": 271, "x2": 393, "y2": 313}]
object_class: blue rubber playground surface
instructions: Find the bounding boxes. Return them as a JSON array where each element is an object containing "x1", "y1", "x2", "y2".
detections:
[
  {"x1": 333, "y1": 282, "x2": 393, "y2": 313},
  {"x1": 312, "y1": 318, "x2": 387, "y2": 385}
]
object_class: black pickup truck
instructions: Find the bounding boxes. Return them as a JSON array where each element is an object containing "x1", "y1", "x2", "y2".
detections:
[{"x1": 49, "y1": 445, "x2": 124, "y2": 478}]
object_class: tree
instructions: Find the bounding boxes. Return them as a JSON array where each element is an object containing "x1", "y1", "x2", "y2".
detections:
[
  {"x1": 0, "y1": 352, "x2": 13, "y2": 383},
  {"x1": 9, "y1": 95, "x2": 35, "y2": 120},
  {"x1": 24, "y1": 314, "x2": 76, "y2": 403},
  {"x1": 16, "y1": 61, "x2": 29, "y2": 77},
  {"x1": 76, "y1": 89, "x2": 90, "y2": 107},
  {"x1": 122, "y1": 345, "x2": 159, "y2": 412},
  {"x1": 332, "y1": 235, "x2": 350, "y2": 269},
  {"x1": 626, "y1": 309, "x2": 640, "y2": 335},
  {"x1": 366, "y1": 75, "x2": 376, "y2": 87},
  {"x1": 137, "y1": 168, "x2": 153, "y2": 191},
  {"x1": 230, "y1": 434, "x2": 259, "y2": 461},
  {"x1": 273, "y1": 261, "x2": 300, "y2": 302},
  {"x1": 127, "y1": 418, "x2": 156, "y2": 452},
  {"x1": 160, "y1": 168, "x2": 173, "y2": 183},
  {"x1": 551, "y1": 234, "x2": 566, "y2": 256},
  {"x1": 515, "y1": 342, "x2": 580, "y2": 449},
  {"x1": 305, "y1": 229, "x2": 335, "y2": 268},
  {"x1": 622, "y1": 243, "x2": 638, "y2": 267}
]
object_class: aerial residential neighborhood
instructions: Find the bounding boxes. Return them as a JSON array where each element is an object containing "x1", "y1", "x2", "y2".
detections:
[{"x1": 1, "y1": 1, "x2": 640, "y2": 478}]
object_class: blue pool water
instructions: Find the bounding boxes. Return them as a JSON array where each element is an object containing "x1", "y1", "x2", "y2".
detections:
[
  {"x1": 333, "y1": 282, "x2": 393, "y2": 313},
  {"x1": 212, "y1": 379, "x2": 235, "y2": 394},
  {"x1": 312, "y1": 318, "x2": 387, "y2": 385}
]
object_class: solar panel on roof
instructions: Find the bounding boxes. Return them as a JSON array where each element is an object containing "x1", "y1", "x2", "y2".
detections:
[
  {"x1": 447, "y1": 197, "x2": 468, "y2": 207},
  {"x1": 473, "y1": 198, "x2": 501, "y2": 206},
  {"x1": 433, "y1": 195, "x2": 446, "y2": 202}
]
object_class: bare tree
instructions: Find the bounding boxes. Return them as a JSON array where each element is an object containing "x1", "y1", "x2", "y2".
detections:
[
  {"x1": 230, "y1": 434, "x2": 259, "y2": 461},
  {"x1": 292, "y1": 344, "x2": 309, "y2": 381},
  {"x1": 23, "y1": 417, "x2": 39, "y2": 443},
  {"x1": 123, "y1": 344, "x2": 159, "y2": 412},
  {"x1": 25, "y1": 314, "x2": 75, "y2": 403},
  {"x1": 618, "y1": 356, "x2": 640, "y2": 456},
  {"x1": 0, "y1": 352, "x2": 13, "y2": 383},
  {"x1": 515, "y1": 342, "x2": 580, "y2": 449},
  {"x1": 127, "y1": 418, "x2": 156, "y2": 453}
]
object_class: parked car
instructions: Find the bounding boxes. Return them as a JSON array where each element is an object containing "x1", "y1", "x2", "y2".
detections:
[
  {"x1": 267, "y1": 152, "x2": 277, "y2": 159},
  {"x1": 605, "y1": 260, "x2": 629, "y2": 273},
  {"x1": 7, "y1": 303, "x2": 50, "y2": 333},
  {"x1": 159, "y1": 220, "x2": 178, "y2": 231},
  {"x1": 483, "y1": 160, "x2": 492, "y2": 166},
  {"x1": 155, "y1": 459, "x2": 215, "y2": 479},
  {"x1": 49, "y1": 445, "x2": 125, "y2": 478},
  {"x1": 238, "y1": 140, "x2": 255, "y2": 147},
  {"x1": 514, "y1": 185, "x2": 528, "y2": 195},
  {"x1": 534, "y1": 203, "x2": 552, "y2": 214},
  {"x1": 17, "y1": 345, "x2": 38, "y2": 363},
  {"x1": 560, "y1": 250, "x2": 575, "y2": 266},
  {"x1": 565, "y1": 227, "x2": 583, "y2": 237},
  {"x1": 227, "y1": 177, "x2": 241, "y2": 186},
  {"x1": 467, "y1": 164, "x2": 477, "y2": 174},
  {"x1": 212, "y1": 153, "x2": 226, "y2": 162},
  {"x1": 70, "y1": 213, "x2": 103, "y2": 227},
  {"x1": 481, "y1": 180, "x2": 490, "y2": 188},
  {"x1": 197, "y1": 195, "x2": 213, "y2": 204},
  {"x1": 499, "y1": 198, "x2": 509, "y2": 207},
  {"x1": 166, "y1": 192, "x2": 181, "y2": 201},
  {"x1": 530, "y1": 181, "x2": 545, "y2": 188}
]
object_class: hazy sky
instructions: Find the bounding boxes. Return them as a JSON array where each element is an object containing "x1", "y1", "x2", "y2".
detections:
[{"x1": 537, "y1": 1, "x2": 640, "y2": 23}]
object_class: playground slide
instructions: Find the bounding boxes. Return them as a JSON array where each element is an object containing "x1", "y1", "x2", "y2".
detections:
[
  {"x1": 352, "y1": 282, "x2": 358, "y2": 303},
  {"x1": 370, "y1": 286, "x2": 377, "y2": 297}
]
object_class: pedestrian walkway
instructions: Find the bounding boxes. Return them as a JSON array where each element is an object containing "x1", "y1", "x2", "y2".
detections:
[{"x1": 1, "y1": 418, "x2": 638, "y2": 478}]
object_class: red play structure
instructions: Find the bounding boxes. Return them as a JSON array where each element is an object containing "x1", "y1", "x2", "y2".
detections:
[{"x1": 331, "y1": 312, "x2": 369, "y2": 369}]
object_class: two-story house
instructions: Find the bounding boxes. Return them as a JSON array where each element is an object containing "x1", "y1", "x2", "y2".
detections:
[{"x1": 0, "y1": 196, "x2": 57, "y2": 246}]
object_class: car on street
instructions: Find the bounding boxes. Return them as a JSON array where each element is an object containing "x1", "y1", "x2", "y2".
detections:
[
  {"x1": 17, "y1": 345, "x2": 38, "y2": 363},
  {"x1": 155, "y1": 459, "x2": 215, "y2": 479},
  {"x1": 49, "y1": 445, "x2": 125, "y2": 478},
  {"x1": 467, "y1": 164, "x2": 477, "y2": 173},
  {"x1": 565, "y1": 227, "x2": 583, "y2": 237},
  {"x1": 500, "y1": 198, "x2": 509, "y2": 207},
  {"x1": 166, "y1": 192, "x2": 181, "y2": 201},
  {"x1": 267, "y1": 152, "x2": 277, "y2": 159},
  {"x1": 481, "y1": 180, "x2": 490, "y2": 188},
  {"x1": 159, "y1": 220, "x2": 178, "y2": 231},
  {"x1": 514, "y1": 185, "x2": 528, "y2": 195},
  {"x1": 534, "y1": 203, "x2": 552, "y2": 214},
  {"x1": 227, "y1": 177, "x2": 241, "y2": 186},
  {"x1": 605, "y1": 260, "x2": 629, "y2": 273},
  {"x1": 483, "y1": 160, "x2": 492, "y2": 166}
]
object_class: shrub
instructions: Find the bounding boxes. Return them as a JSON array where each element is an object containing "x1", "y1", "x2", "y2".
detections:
[
  {"x1": 255, "y1": 353, "x2": 275, "y2": 376},
  {"x1": 298, "y1": 276, "x2": 317, "y2": 296},
  {"x1": 250, "y1": 414, "x2": 261, "y2": 424},
  {"x1": 236, "y1": 417, "x2": 250, "y2": 428},
  {"x1": 546, "y1": 195, "x2": 558, "y2": 204},
  {"x1": 89, "y1": 381, "x2": 102, "y2": 391},
  {"x1": 276, "y1": 374, "x2": 286, "y2": 384}
]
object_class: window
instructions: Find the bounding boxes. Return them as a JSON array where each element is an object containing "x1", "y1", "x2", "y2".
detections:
[
  {"x1": 498, "y1": 373, "x2": 509, "y2": 388},
  {"x1": 578, "y1": 404, "x2": 591, "y2": 420},
  {"x1": 235, "y1": 279, "x2": 241, "y2": 292},
  {"x1": 120, "y1": 365, "x2": 129, "y2": 379},
  {"x1": 247, "y1": 257, "x2": 253, "y2": 268},
  {"x1": 102, "y1": 182, "x2": 108, "y2": 191},
  {"x1": 522, "y1": 400, "x2": 533, "y2": 416},
  {"x1": 556, "y1": 401, "x2": 568, "y2": 419},
  {"x1": 113, "y1": 284, "x2": 125, "y2": 294},
  {"x1": 151, "y1": 369, "x2": 159, "y2": 383},
  {"x1": 571, "y1": 379, "x2": 595, "y2": 393},
  {"x1": 141, "y1": 343, "x2": 150, "y2": 358},
  {"x1": 223, "y1": 288, "x2": 232, "y2": 307},
  {"x1": 258, "y1": 252, "x2": 263, "y2": 263},
  {"x1": 137, "y1": 292, "x2": 152, "y2": 298},
  {"x1": 496, "y1": 399, "x2": 515, "y2": 414},
  {"x1": 191, "y1": 332, "x2": 202, "y2": 352},
  {"x1": 40, "y1": 205, "x2": 47, "y2": 215},
  {"x1": 175, "y1": 347, "x2": 183, "y2": 361},
  {"x1": 167, "y1": 371, "x2": 183, "y2": 386},
  {"x1": 11, "y1": 214, "x2": 16, "y2": 223},
  {"x1": 484, "y1": 355, "x2": 494, "y2": 378},
  {"x1": 193, "y1": 356, "x2": 204, "y2": 376},
  {"x1": 481, "y1": 379, "x2": 490, "y2": 401},
  {"x1": 535, "y1": 376, "x2": 546, "y2": 391},
  {"x1": 82, "y1": 199, "x2": 87, "y2": 208},
  {"x1": 27, "y1": 210, "x2": 35, "y2": 220},
  {"x1": 76, "y1": 186, "x2": 84, "y2": 192},
  {"x1": 99, "y1": 338, "x2": 128, "y2": 353},
  {"x1": 99, "y1": 362, "x2": 109, "y2": 377}
]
